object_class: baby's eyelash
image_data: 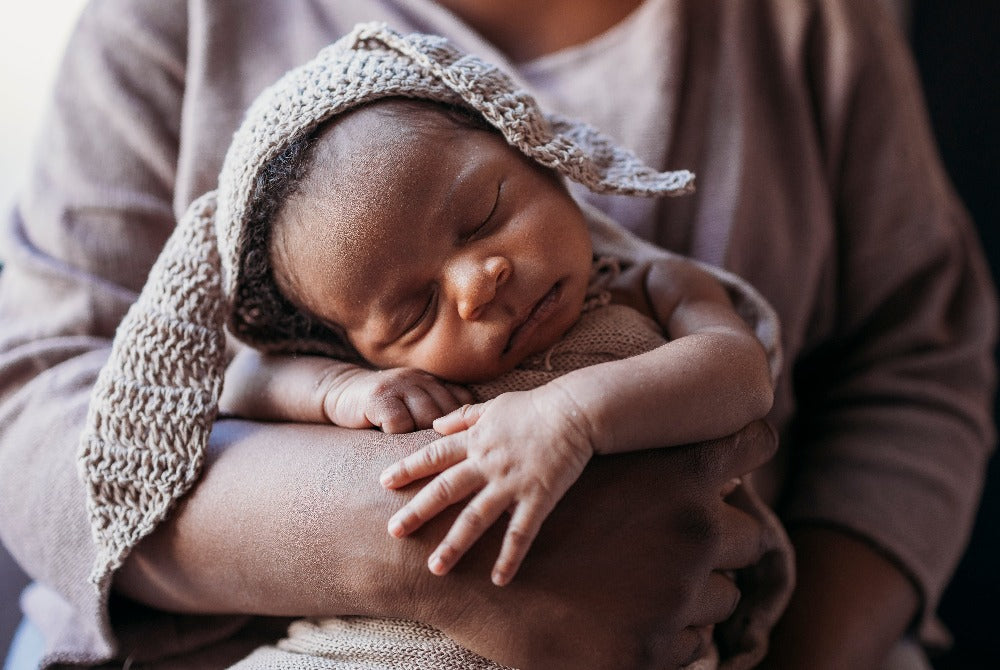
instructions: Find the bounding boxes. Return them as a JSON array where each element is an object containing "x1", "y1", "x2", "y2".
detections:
[
  {"x1": 467, "y1": 181, "x2": 502, "y2": 240},
  {"x1": 402, "y1": 289, "x2": 437, "y2": 336}
]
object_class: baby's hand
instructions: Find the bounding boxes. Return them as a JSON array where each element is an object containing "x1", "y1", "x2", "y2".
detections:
[
  {"x1": 379, "y1": 385, "x2": 594, "y2": 585},
  {"x1": 327, "y1": 366, "x2": 472, "y2": 433},
  {"x1": 220, "y1": 348, "x2": 469, "y2": 432}
]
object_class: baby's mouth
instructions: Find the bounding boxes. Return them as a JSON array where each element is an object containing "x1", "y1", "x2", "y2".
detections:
[{"x1": 504, "y1": 281, "x2": 563, "y2": 356}]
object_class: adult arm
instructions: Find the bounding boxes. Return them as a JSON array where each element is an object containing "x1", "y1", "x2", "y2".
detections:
[
  {"x1": 115, "y1": 417, "x2": 779, "y2": 670},
  {"x1": 761, "y1": 527, "x2": 919, "y2": 670},
  {"x1": 765, "y1": 2, "x2": 997, "y2": 667},
  {"x1": 0, "y1": 0, "x2": 190, "y2": 656}
]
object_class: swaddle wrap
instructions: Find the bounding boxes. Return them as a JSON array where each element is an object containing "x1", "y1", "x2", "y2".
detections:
[{"x1": 77, "y1": 21, "x2": 787, "y2": 670}]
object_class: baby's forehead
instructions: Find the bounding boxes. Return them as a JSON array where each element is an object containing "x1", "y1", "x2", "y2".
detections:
[
  {"x1": 325, "y1": 98, "x2": 480, "y2": 155},
  {"x1": 301, "y1": 100, "x2": 492, "y2": 217},
  {"x1": 278, "y1": 101, "x2": 479, "y2": 269}
]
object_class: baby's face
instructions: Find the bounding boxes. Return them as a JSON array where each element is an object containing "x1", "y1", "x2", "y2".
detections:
[{"x1": 271, "y1": 102, "x2": 592, "y2": 383}]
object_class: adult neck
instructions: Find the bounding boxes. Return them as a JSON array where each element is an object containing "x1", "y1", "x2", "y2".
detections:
[{"x1": 434, "y1": 0, "x2": 646, "y2": 61}]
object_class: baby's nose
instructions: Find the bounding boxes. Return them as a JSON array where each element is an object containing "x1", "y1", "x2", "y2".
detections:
[{"x1": 455, "y1": 256, "x2": 511, "y2": 321}]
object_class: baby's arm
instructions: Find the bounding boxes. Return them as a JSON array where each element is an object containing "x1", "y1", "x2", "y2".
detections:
[
  {"x1": 561, "y1": 254, "x2": 775, "y2": 454},
  {"x1": 220, "y1": 347, "x2": 471, "y2": 433},
  {"x1": 381, "y1": 256, "x2": 773, "y2": 584}
]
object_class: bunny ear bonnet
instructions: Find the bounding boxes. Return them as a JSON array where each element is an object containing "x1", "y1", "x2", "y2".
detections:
[{"x1": 78, "y1": 22, "x2": 698, "y2": 585}]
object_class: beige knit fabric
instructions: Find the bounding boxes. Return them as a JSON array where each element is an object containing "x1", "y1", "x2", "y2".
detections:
[
  {"x1": 231, "y1": 617, "x2": 515, "y2": 670},
  {"x1": 231, "y1": 615, "x2": 718, "y2": 670},
  {"x1": 78, "y1": 192, "x2": 226, "y2": 585}
]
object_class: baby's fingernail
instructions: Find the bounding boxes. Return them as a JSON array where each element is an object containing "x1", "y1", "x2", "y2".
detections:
[
  {"x1": 491, "y1": 570, "x2": 509, "y2": 587},
  {"x1": 379, "y1": 470, "x2": 395, "y2": 488},
  {"x1": 387, "y1": 518, "x2": 405, "y2": 537},
  {"x1": 429, "y1": 553, "x2": 447, "y2": 575}
]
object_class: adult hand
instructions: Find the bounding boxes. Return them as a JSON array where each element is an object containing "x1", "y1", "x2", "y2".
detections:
[{"x1": 410, "y1": 419, "x2": 779, "y2": 670}]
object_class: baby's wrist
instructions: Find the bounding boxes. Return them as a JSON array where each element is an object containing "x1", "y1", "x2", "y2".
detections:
[
  {"x1": 320, "y1": 363, "x2": 374, "y2": 422},
  {"x1": 537, "y1": 381, "x2": 601, "y2": 457}
]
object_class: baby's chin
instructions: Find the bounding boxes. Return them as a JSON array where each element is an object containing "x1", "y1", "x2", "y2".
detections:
[
  {"x1": 497, "y1": 313, "x2": 582, "y2": 373},
  {"x1": 443, "y1": 359, "x2": 520, "y2": 385},
  {"x1": 436, "y1": 347, "x2": 542, "y2": 385},
  {"x1": 435, "y1": 308, "x2": 585, "y2": 384}
]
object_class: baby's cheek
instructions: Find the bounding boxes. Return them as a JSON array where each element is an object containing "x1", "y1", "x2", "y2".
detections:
[{"x1": 423, "y1": 346, "x2": 506, "y2": 385}]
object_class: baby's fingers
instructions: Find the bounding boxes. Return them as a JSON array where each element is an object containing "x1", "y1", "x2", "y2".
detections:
[
  {"x1": 444, "y1": 382, "x2": 475, "y2": 407},
  {"x1": 428, "y1": 486, "x2": 510, "y2": 577},
  {"x1": 432, "y1": 401, "x2": 488, "y2": 435},
  {"x1": 366, "y1": 395, "x2": 417, "y2": 434},
  {"x1": 380, "y1": 437, "x2": 466, "y2": 489},
  {"x1": 417, "y1": 382, "x2": 473, "y2": 426},
  {"x1": 397, "y1": 386, "x2": 449, "y2": 431},
  {"x1": 386, "y1": 463, "x2": 483, "y2": 538},
  {"x1": 491, "y1": 501, "x2": 549, "y2": 586}
]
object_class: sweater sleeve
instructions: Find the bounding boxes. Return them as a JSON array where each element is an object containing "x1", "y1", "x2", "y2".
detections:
[
  {"x1": 0, "y1": 0, "x2": 250, "y2": 663},
  {"x1": 779, "y1": 0, "x2": 997, "y2": 639}
]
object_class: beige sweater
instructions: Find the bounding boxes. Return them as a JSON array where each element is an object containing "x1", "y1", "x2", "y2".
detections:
[{"x1": 0, "y1": 0, "x2": 995, "y2": 667}]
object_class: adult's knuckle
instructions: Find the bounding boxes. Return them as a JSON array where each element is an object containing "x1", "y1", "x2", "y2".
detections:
[
  {"x1": 726, "y1": 582, "x2": 742, "y2": 619},
  {"x1": 676, "y1": 626, "x2": 713, "y2": 667}
]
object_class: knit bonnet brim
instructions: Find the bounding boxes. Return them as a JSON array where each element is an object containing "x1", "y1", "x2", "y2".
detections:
[
  {"x1": 77, "y1": 22, "x2": 699, "y2": 587},
  {"x1": 221, "y1": 22, "x2": 695, "y2": 358}
]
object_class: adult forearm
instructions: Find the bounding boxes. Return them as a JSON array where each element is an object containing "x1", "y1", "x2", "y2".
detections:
[
  {"x1": 116, "y1": 418, "x2": 783, "y2": 670},
  {"x1": 760, "y1": 526, "x2": 920, "y2": 670},
  {"x1": 115, "y1": 418, "x2": 433, "y2": 621}
]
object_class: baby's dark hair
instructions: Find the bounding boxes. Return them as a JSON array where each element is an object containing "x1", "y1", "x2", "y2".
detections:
[{"x1": 231, "y1": 97, "x2": 494, "y2": 358}]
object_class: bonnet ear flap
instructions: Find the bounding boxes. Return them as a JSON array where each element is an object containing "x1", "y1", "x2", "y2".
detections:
[
  {"x1": 79, "y1": 191, "x2": 228, "y2": 588},
  {"x1": 542, "y1": 115, "x2": 696, "y2": 197}
]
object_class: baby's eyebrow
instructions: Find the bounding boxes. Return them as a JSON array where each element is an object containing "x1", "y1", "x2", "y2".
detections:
[{"x1": 438, "y1": 162, "x2": 479, "y2": 223}]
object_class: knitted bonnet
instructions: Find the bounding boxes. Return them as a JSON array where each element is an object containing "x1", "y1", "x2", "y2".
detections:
[{"x1": 78, "y1": 22, "x2": 697, "y2": 585}]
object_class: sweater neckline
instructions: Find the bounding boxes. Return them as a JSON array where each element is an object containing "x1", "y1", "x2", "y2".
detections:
[{"x1": 517, "y1": 0, "x2": 668, "y2": 74}]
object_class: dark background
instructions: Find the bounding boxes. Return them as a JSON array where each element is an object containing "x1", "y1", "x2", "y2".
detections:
[{"x1": 913, "y1": 1, "x2": 1000, "y2": 668}]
